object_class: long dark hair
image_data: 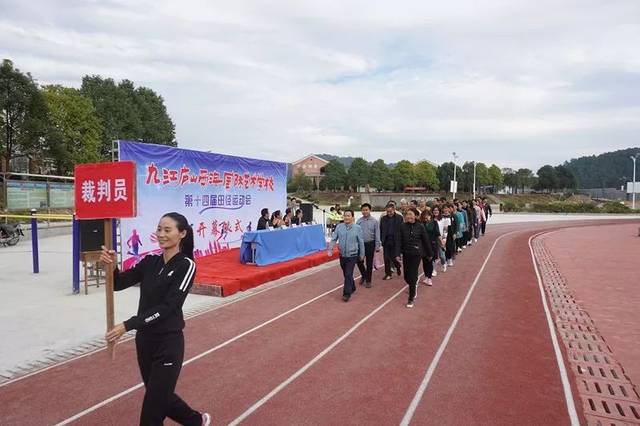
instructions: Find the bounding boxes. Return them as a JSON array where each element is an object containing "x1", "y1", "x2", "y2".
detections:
[{"x1": 162, "y1": 212, "x2": 194, "y2": 260}]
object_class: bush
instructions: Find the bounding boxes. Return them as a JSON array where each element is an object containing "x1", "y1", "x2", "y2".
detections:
[
  {"x1": 529, "y1": 202, "x2": 597, "y2": 213},
  {"x1": 600, "y1": 202, "x2": 632, "y2": 214},
  {"x1": 502, "y1": 200, "x2": 524, "y2": 212}
]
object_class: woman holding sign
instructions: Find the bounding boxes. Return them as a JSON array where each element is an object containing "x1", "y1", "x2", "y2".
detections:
[{"x1": 100, "y1": 212, "x2": 210, "y2": 426}]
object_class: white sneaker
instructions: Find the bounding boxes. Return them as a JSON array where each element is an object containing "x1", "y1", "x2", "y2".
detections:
[
  {"x1": 432, "y1": 270, "x2": 438, "y2": 277},
  {"x1": 448, "y1": 259, "x2": 454, "y2": 267},
  {"x1": 457, "y1": 248, "x2": 462, "y2": 253},
  {"x1": 406, "y1": 301, "x2": 414, "y2": 308},
  {"x1": 202, "y1": 413, "x2": 211, "y2": 426},
  {"x1": 474, "y1": 238, "x2": 478, "y2": 243},
  {"x1": 422, "y1": 278, "x2": 430, "y2": 285},
  {"x1": 427, "y1": 278, "x2": 433, "y2": 286},
  {"x1": 442, "y1": 264, "x2": 447, "y2": 273}
]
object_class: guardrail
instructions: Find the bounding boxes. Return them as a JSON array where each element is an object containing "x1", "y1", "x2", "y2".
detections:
[{"x1": 0, "y1": 213, "x2": 73, "y2": 221}]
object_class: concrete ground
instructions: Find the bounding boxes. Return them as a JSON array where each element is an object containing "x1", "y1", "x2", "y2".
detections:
[
  {"x1": 0, "y1": 234, "x2": 231, "y2": 379},
  {"x1": 0, "y1": 213, "x2": 638, "y2": 382}
]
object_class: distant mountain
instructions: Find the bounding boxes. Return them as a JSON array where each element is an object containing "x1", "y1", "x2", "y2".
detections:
[
  {"x1": 564, "y1": 147, "x2": 640, "y2": 188},
  {"x1": 316, "y1": 154, "x2": 396, "y2": 168}
]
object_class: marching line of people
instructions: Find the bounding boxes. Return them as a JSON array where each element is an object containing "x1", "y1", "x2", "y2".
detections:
[{"x1": 329, "y1": 197, "x2": 492, "y2": 308}]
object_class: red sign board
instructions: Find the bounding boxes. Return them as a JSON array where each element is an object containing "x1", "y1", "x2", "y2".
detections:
[{"x1": 74, "y1": 161, "x2": 137, "y2": 219}]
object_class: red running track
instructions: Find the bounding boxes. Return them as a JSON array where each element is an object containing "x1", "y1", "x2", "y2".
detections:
[{"x1": 0, "y1": 220, "x2": 637, "y2": 425}]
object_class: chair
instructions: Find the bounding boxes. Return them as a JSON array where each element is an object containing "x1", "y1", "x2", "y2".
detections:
[{"x1": 80, "y1": 250, "x2": 105, "y2": 295}]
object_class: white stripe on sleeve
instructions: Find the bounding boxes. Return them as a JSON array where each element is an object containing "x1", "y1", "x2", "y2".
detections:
[{"x1": 179, "y1": 258, "x2": 195, "y2": 292}]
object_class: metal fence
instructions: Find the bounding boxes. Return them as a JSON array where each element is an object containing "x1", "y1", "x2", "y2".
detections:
[{"x1": 578, "y1": 188, "x2": 626, "y2": 200}]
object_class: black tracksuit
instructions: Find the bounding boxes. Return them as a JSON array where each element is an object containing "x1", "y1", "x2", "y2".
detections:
[
  {"x1": 115, "y1": 252, "x2": 202, "y2": 426},
  {"x1": 482, "y1": 203, "x2": 492, "y2": 235},
  {"x1": 380, "y1": 213, "x2": 403, "y2": 277},
  {"x1": 397, "y1": 221, "x2": 433, "y2": 302}
]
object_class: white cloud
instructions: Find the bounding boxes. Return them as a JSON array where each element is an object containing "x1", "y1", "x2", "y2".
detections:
[{"x1": 1, "y1": 0, "x2": 639, "y2": 170}]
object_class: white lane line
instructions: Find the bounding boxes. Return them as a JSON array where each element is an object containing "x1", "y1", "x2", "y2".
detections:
[
  {"x1": 228, "y1": 277, "x2": 417, "y2": 426},
  {"x1": 1, "y1": 260, "x2": 340, "y2": 388},
  {"x1": 528, "y1": 232, "x2": 580, "y2": 426},
  {"x1": 400, "y1": 231, "x2": 516, "y2": 426},
  {"x1": 54, "y1": 272, "x2": 356, "y2": 426}
]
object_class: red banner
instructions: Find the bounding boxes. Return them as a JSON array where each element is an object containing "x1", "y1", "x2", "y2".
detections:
[{"x1": 74, "y1": 161, "x2": 137, "y2": 219}]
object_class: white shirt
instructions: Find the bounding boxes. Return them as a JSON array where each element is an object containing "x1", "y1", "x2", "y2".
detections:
[{"x1": 437, "y1": 217, "x2": 451, "y2": 240}]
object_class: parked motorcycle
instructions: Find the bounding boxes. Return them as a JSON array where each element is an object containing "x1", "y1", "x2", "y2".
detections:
[{"x1": 0, "y1": 223, "x2": 24, "y2": 247}]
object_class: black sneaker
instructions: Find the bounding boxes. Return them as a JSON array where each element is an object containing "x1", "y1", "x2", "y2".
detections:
[
  {"x1": 342, "y1": 295, "x2": 350, "y2": 302},
  {"x1": 396, "y1": 268, "x2": 402, "y2": 277},
  {"x1": 365, "y1": 282, "x2": 372, "y2": 288}
]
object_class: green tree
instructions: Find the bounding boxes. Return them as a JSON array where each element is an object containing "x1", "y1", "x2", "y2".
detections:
[
  {"x1": 516, "y1": 168, "x2": 534, "y2": 193},
  {"x1": 392, "y1": 160, "x2": 416, "y2": 191},
  {"x1": 536, "y1": 165, "x2": 558, "y2": 192},
  {"x1": 346, "y1": 157, "x2": 370, "y2": 191},
  {"x1": 565, "y1": 147, "x2": 640, "y2": 188},
  {"x1": 134, "y1": 86, "x2": 176, "y2": 146},
  {"x1": 460, "y1": 161, "x2": 474, "y2": 192},
  {"x1": 414, "y1": 160, "x2": 439, "y2": 190},
  {"x1": 287, "y1": 171, "x2": 313, "y2": 192},
  {"x1": 437, "y1": 162, "x2": 463, "y2": 193},
  {"x1": 475, "y1": 162, "x2": 490, "y2": 187},
  {"x1": 0, "y1": 59, "x2": 48, "y2": 172},
  {"x1": 81, "y1": 76, "x2": 176, "y2": 158},
  {"x1": 42, "y1": 85, "x2": 102, "y2": 174},
  {"x1": 488, "y1": 164, "x2": 504, "y2": 189},
  {"x1": 555, "y1": 165, "x2": 577, "y2": 190},
  {"x1": 503, "y1": 168, "x2": 518, "y2": 193},
  {"x1": 369, "y1": 159, "x2": 394, "y2": 191},
  {"x1": 322, "y1": 159, "x2": 347, "y2": 190}
]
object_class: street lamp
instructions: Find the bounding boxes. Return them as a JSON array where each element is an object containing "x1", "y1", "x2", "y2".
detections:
[
  {"x1": 631, "y1": 153, "x2": 639, "y2": 210},
  {"x1": 473, "y1": 161, "x2": 477, "y2": 200},
  {"x1": 452, "y1": 152, "x2": 459, "y2": 199}
]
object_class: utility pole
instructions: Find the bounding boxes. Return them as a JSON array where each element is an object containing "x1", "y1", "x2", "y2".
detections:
[
  {"x1": 452, "y1": 152, "x2": 459, "y2": 199},
  {"x1": 631, "y1": 153, "x2": 639, "y2": 210}
]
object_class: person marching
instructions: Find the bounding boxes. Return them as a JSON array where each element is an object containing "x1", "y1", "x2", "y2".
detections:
[
  {"x1": 454, "y1": 202, "x2": 467, "y2": 253},
  {"x1": 440, "y1": 204, "x2": 457, "y2": 268},
  {"x1": 420, "y1": 208, "x2": 440, "y2": 286},
  {"x1": 472, "y1": 199, "x2": 485, "y2": 243},
  {"x1": 328, "y1": 209, "x2": 365, "y2": 302},
  {"x1": 380, "y1": 202, "x2": 404, "y2": 280},
  {"x1": 396, "y1": 208, "x2": 433, "y2": 308},
  {"x1": 432, "y1": 205, "x2": 448, "y2": 273},
  {"x1": 356, "y1": 203, "x2": 381, "y2": 288},
  {"x1": 481, "y1": 197, "x2": 492, "y2": 235},
  {"x1": 100, "y1": 212, "x2": 210, "y2": 426}
]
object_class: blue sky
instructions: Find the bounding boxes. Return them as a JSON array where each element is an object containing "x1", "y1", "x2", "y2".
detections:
[{"x1": 2, "y1": 0, "x2": 639, "y2": 170}]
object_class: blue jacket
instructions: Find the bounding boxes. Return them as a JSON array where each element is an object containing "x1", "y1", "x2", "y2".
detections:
[{"x1": 328, "y1": 223, "x2": 365, "y2": 258}]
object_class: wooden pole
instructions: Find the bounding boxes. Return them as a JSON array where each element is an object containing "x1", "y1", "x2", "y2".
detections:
[{"x1": 104, "y1": 218, "x2": 116, "y2": 360}]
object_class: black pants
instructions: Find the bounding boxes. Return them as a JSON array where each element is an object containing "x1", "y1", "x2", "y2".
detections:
[
  {"x1": 357, "y1": 241, "x2": 376, "y2": 283},
  {"x1": 136, "y1": 332, "x2": 201, "y2": 426},
  {"x1": 340, "y1": 256, "x2": 358, "y2": 297},
  {"x1": 421, "y1": 255, "x2": 433, "y2": 279},
  {"x1": 403, "y1": 254, "x2": 421, "y2": 302},
  {"x1": 422, "y1": 257, "x2": 433, "y2": 278},
  {"x1": 481, "y1": 221, "x2": 487, "y2": 235},
  {"x1": 383, "y1": 242, "x2": 401, "y2": 276}
]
